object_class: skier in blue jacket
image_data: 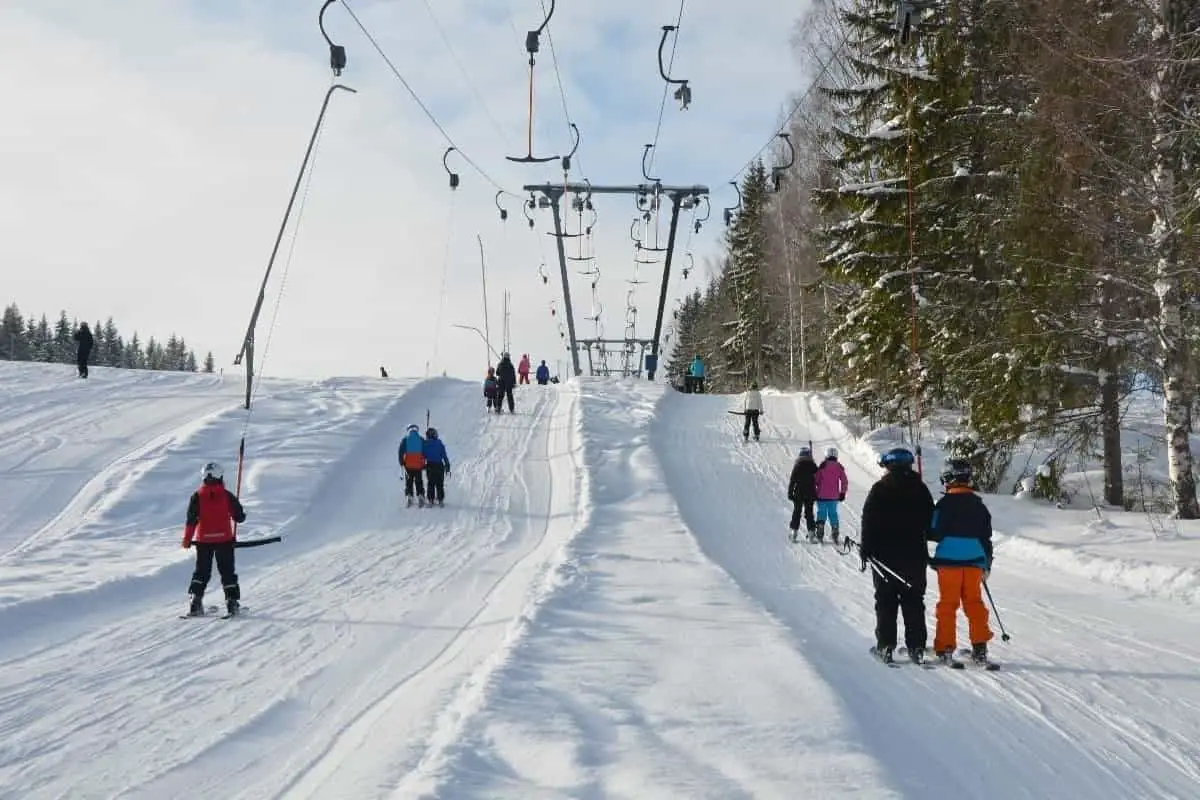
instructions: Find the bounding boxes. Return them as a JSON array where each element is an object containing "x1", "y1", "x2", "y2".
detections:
[
  {"x1": 535, "y1": 360, "x2": 551, "y2": 385},
  {"x1": 422, "y1": 427, "x2": 452, "y2": 507}
]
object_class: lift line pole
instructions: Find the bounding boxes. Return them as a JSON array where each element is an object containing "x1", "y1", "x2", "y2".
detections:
[{"x1": 523, "y1": 182, "x2": 709, "y2": 379}]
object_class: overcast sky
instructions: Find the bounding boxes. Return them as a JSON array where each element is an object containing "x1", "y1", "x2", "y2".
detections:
[{"x1": 1, "y1": 0, "x2": 809, "y2": 380}]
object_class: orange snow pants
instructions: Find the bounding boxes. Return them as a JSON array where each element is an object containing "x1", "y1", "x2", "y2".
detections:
[{"x1": 934, "y1": 566, "x2": 992, "y2": 653}]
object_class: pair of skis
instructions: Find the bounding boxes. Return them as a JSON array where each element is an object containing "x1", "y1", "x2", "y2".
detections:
[
  {"x1": 870, "y1": 645, "x2": 1001, "y2": 671},
  {"x1": 179, "y1": 605, "x2": 247, "y2": 620}
]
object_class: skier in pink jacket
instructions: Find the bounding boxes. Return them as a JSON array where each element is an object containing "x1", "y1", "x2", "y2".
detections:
[
  {"x1": 518, "y1": 354, "x2": 531, "y2": 384},
  {"x1": 813, "y1": 446, "x2": 849, "y2": 544}
]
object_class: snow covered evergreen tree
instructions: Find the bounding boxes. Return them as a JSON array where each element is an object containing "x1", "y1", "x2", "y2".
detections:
[{"x1": 722, "y1": 163, "x2": 772, "y2": 388}]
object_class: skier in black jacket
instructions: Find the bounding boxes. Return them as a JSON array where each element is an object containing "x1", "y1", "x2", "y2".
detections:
[
  {"x1": 787, "y1": 445, "x2": 818, "y2": 542},
  {"x1": 495, "y1": 352, "x2": 517, "y2": 412},
  {"x1": 859, "y1": 447, "x2": 935, "y2": 664},
  {"x1": 73, "y1": 322, "x2": 94, "y2": 378}
]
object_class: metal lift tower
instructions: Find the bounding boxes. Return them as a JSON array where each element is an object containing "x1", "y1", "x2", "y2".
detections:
[{"x1": 523, "y1": 181, "x2": 709, "y2": 378}]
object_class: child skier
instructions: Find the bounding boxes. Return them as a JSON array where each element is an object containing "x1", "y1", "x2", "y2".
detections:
[
  {"x1": 180, "y1": 461, "x2": 246, "y2": 617},
  {"x1": 483, "y1": 368, "x2": 500, "y2": 412},
  {"x1": 787, "y1": 445, "x2": 818, "y2": 542},
  {"x1": 422, "y1": 427, "x2": 451, "y2": 507},
  {"x1": 518, "y1": 354, "x2": 531, "y2": 384},
  {"x1": 741, "y1": 382, "x2": 763, "y2": 441},
  {"x1": 535, "y1": 360, "x2": 550, "y2": 385},
  {"x1": 812, "y1": 446, "x2": 849, "y2": 543},
  {"x1": 859, "y1": 447, "x2": 935, "y2": 664},
  {"x1": 929, "y1": 458, "x2": 995, "y2": 666},
  {"x1": 398, "y1": 424, "x2": 427, "y2": 506}
]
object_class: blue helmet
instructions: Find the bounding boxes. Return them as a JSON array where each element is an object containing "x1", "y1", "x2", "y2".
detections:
[{"x1": 878, "y1": 447, "x2": 915, "y2": 470}]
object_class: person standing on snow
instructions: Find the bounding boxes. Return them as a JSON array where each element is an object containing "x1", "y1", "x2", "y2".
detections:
[
  {"x1": 686, "y1": 354, "x2": 705, "y2": 394},
  {"x1": 859, "y1": 447, "x2": 934, "y2": 664},
  {"x1": 928, "y1": 458, "x2": 995, "y2": 667},
  {"x1": 518, "y1": 354, "x2": 531, "y2": 384},
  {"x1": 73, "y1": 322, "x2": 94, "y2": 379},
  {"x1": 495, "y1": 352, "x2": 517, "y2": 412},
  {"x1": 787, "y1": 445, "x2": 819, "y2": 542},
  {"x1": 483, "y1": 367, "x2": 500, "y2": 412},
  {"x1": 812, "y1": 446, "x2": 848, "y2": 543},
  {"x1": 422, "y1": 427, "x2": 451, "y2": 507},
  {"x1": 535, "y1": 359, "x2": 550, "y2": 385},
  {"x1": 398, "y1": 424, "x2": 427, "y2": 506},
  {"x1": 181, "y1": 461, "x2": 246, "y2": 617},
  {"x1": 741, "y1": 382, "x2": 763, "y2": 442}
]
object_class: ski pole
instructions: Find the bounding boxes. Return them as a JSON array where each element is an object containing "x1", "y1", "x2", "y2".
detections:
[
  {"x1": 983, "y1": 580, "x2": 1011, "y2": 641},
  {"x1": 870, "y1": 558, "x2": 912, "y2": 588}
]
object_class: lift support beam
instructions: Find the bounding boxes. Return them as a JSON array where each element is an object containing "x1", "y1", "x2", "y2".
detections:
[{"x1": 524, "y1": 182, "x2": 709, "y2": 378}]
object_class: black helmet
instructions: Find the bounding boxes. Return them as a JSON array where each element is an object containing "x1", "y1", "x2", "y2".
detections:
[
  {"x1": 426, "y1": 427, "x2": 438, "y2": 439},
  {"x1": 878, "y1": 447, "x2": 915, "y2": 470},
  {"x1": 940, "y1": 458, "x2": 973, "y2": 486}
]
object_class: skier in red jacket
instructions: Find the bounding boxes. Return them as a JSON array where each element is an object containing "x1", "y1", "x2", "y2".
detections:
[{"x1": 181, "y1": 461, "x2": 246, "y2": 616}]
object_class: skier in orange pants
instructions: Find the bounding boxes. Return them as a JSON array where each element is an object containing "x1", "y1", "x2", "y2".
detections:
[{"x1": 928, "y1": 458, "x2": 995, "y2": 667}]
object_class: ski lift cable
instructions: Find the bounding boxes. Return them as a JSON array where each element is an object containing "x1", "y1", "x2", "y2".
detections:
[
  {"x1": 645, "y1": 0, "x2": 687, "y2": 178},
  {"x1": 417, "y1": 0, "x2": 516, "y2": 152},
  {"x1": 724, "y1": 30, "x2": 850, "y2": 184},
  {"x1": 341, "y1": 0, "x2": 521, "y2": 200}
]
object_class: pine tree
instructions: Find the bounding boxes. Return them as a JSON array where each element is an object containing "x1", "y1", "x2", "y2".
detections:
[
  {"x1": 203, "y1": 351, "x2": 216, "y2": 373},
  {"x1": 184, "y1": 351, "x2": 198, "y2": 372},
  {"x1": 52, "y1": 311, "x2": 73, "y2": 364},
  {"x1": 1, "y1": 304, "x2": 26, "y2": 361},
  {"x1": 102, "y1": 318, "x2": 121, "y2": 367},
  {"x1": 722, "y1": 163, "x2": 773, "y2": 388}
]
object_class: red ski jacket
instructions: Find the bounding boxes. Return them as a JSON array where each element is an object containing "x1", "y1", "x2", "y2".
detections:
[{"x1": 182, "y1": 482, "x2": 247, "y2": 546}]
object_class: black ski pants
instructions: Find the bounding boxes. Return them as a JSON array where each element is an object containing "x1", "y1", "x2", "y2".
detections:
[
  {"x1": 77, "y1": 347, "x2": 91, "y2": 378},
  {"x1": 743, "y1": 410, "x2": 760, "y2": 439},
  {"x1": 790, "y1": 497, "x2": 815, "y2": 532},
  {"x1": 189, "y1": 542, "x2": 239, "y2": 601},
  {"x1": 425, "y1": 463, "x2": 446, "y2": 502},
  {"x1": 872, "y1": 564, "x2": 927, "y2": 651},
  {"x1": 498, "y1": 381, "x2": 515, "y2": 411},
  {"x1": 404, "y1": 467, "x2": 425, "y2": 497}
]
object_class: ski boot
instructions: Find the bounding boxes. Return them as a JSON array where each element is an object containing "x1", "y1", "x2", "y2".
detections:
[
  {"x1": 810, "y1": 521, "x2": 825, "y2": 543},
  {"x1": 830, "y1": 524, "x2": 841, "y2": 545},
  {"x1": 907, "y1": 646, "x2": 925, "y2": 665},
  {"x1": 971, "y1": 643, "x2": 989, "y2": 666},
  {"x1": 788, "y1": 528, "x2": 799, "y2": 543},
  {"x1": 186, "y1": 594, "x2": 204, "y2": 617},
  {"x1": 225, "y1": 599, "x2": 240, "y2": 617},
  {"x1": 935, "y1": 649, "x2": 963, "y2": 668},
  {"x1": 418, "y1": 496, "x2": 426, "y2": 508},
  {"x1": 406, "y1": 495, "x2": 413, "y2": 507},
  {"x1": 874, "y1": 645, "x2": 895, "y2": 664}
]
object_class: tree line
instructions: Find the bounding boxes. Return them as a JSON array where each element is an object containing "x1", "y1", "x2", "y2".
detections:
[
  {"x1": 666, "y1": 0, "x2": 1200, "y2": 518},
  {"x1": 1, "y1": 303, "x2": 216, "y2": 374}
]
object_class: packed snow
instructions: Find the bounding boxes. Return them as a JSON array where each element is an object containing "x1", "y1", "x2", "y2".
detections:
[{"x1": 1, "y1": 361, "x2": 1199, "y2": 798}]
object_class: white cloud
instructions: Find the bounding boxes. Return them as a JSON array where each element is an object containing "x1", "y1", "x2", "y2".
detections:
[{"x1": 1, "y1": 0, "x2": 810, "y2": 380}]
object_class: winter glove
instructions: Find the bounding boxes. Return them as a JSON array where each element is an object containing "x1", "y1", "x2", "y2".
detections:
[
  {"x1": 180, "y1": 539, "x2": 191, "y2": 549},
  {"x1": 838, "y1": 493, "x2": 845, "y2": 502}
]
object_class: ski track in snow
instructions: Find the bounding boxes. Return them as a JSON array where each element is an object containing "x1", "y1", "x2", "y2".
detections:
[
  {"x1": 421, "y1": 379, "x2": 895, "y2": 799},
  {"x1": 652, "y1": 388, "x2": 1200, "y2": 799}
]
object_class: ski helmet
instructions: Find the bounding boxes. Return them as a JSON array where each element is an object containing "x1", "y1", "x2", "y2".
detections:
[
  {"x1": 406, "y1": 424, "x2": 420, "y2": 433},
  {"x1": 426, "y1": 427, "x2": 438, "y2": 439},
  {"x1": 824, "y1": 446, "x2": 838, "y2": 459},
  {"x1": 798, "y1": 445, "x2": 812, "y2": 458},
  {"x1": 201, "y1": 461, "x2": 224, "y2": 482},
  {"x1": 878, "y1": 447, "x2": 915, "y2": 470},
  {"x1": 940, "y1": 458, "x2": 973, "y2": 486}
]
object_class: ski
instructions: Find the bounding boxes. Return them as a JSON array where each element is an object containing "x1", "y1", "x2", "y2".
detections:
[
  {"x1": 956, "y1": 648, "x2": 1001, "y2": 670},
  {"x1": 894, "y1": 647, "x2": 945, "y2": 670},
  {"x1": 868, "y1": 646, "x2": 902, "y2": 668},
  {"x1": 179, "y1": 605, "x2": 220, "y2": 619}
]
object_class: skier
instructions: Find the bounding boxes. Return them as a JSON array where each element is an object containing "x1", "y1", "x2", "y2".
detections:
[
  {"x1": 483, "y1": 367, "x2": 500, "y2": 412},
  {"x1": 812, "y1": 446, "x2": 849, "y2": 543},
  {"x1": 686, "y1": 354, "x2": 705, "y2": 394},
  {"x1": 180, "y1": 461, "x2": 246, "y2": 617},
  {"x1": 398, "y1": 423, "x2": 427, "y2": 506},
  {"x1": 380, "y1": 366, "x2": 388, "y2": 378},
  {"x1": 859, "y1": 447, "x2": 934, "y2": 664},
  {"x1": 73, "y1": 322, "x2": 94, "y2": 378},
  {"x1": 495, "y1": 352, "x2": 517, "y2": 412},
  {"x1": 422, "y1": 427, "x2": 451, "y2": 507},
  {"x1": 535, "y1": 359, "x2": 550, "y2": 385},
  {"x1": 787, "y1": 445, "x2": 818, "y2": 542},
  {"x1": 741, "y1": 382, "x2": 763, "y2": 442},
  {"x1": 929, "y1": 458, "x2": 995, "y2": 666},
  {"x1": 518, "y1": 354, "x2": 531, "y2": 384}
]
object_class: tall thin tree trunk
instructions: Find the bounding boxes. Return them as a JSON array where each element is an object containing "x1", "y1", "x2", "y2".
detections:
[
  {"x1": 1098, "y1": 276, "x2": 1125, "y2": 507},
  {"x1": 1151, "y1": 0, "x2": 1200, "y2": 518}
]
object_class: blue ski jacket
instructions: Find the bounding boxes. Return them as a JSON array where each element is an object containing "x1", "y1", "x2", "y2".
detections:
[
  {"x1": 689, "y1": 357, "x2": 705, "y2": 378},
  {"x1": 423, "y1": 437, "x2": 450, "y2": 470},
  {"x1": 928, "y1": 487, "x2": 993, "y2": 569}
]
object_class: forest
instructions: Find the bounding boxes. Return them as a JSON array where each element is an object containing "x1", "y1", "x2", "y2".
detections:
[
  {"x1": 0, "y1": 303, "x2": 212, "y2": 374},
  {"x1": 665, "y1": 0, "x2": 1200, "y2": 518}
]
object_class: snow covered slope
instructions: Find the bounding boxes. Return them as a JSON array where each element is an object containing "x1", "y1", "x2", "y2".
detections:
[
  {"x1": 2, "y1": 362, "x2": 1199, "y2": 799},
  {"x1": 653, "y1": 388, "x2": 1200, "y2": 799}
]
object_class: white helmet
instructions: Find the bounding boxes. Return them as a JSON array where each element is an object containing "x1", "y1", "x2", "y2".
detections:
[
  {"x1": 824, "y1": 446, "x2": 838, "y2": 459},
  {"x1": 201, "y1": 461, "x2": 224, "y2": 481},
  {"x1": 407, "y1": 424, "x2": 420, "y2": 433}
]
